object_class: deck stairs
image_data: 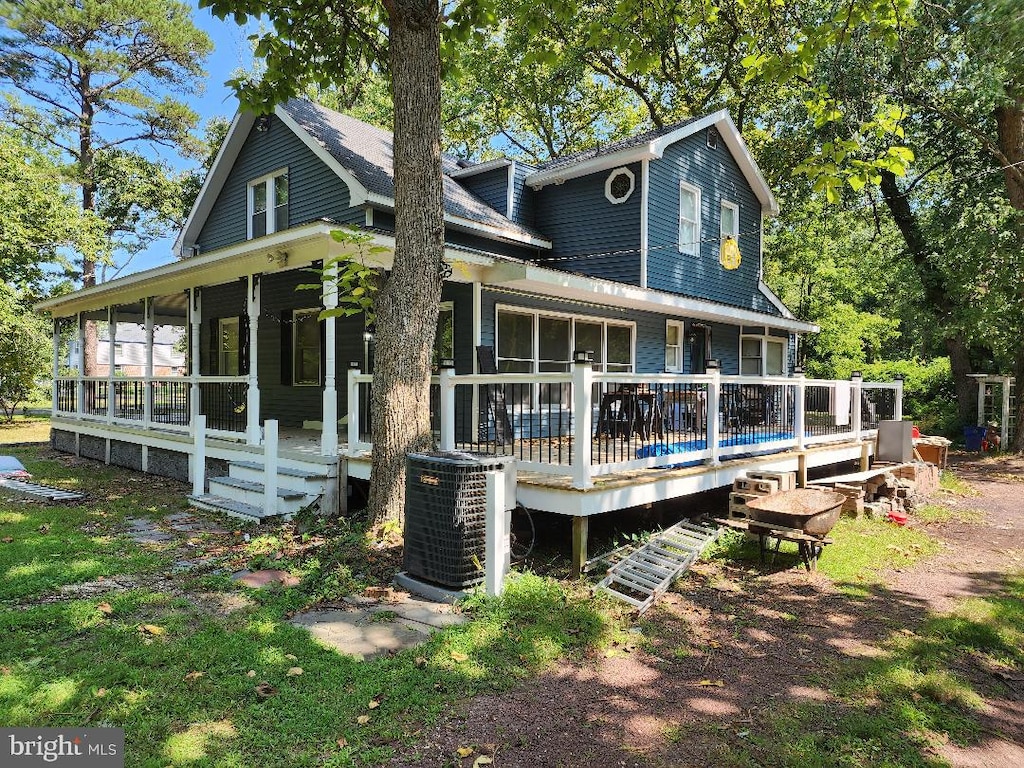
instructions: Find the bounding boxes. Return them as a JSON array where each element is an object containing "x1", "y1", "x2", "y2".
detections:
[
  {"x1": 596, "y1": 520, "x2": 721, "y2": 614},
  {"x1": 189, "y1": 460, "x2": 330, "y2": 523}
]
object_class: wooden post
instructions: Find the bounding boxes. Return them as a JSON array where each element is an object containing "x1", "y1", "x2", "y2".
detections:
[
  {"x1": 572, "y1": 516, "x2": 589, "y2": 575},
  {"x1": 50, "y1": 317, "x2": 60, "y2": 419},
  {"x1": 347, "y1": 364, "x2": 361, "y2": 450},
  {"x1": 797, "y1": 452, "x2": 808, "y2": 488},
  {"x1": 107, "y1": 306, "x2": 116, "y2": 424},
  {"x1": 246, "y1": 274, "x2": 262, "y2": 446},
  {"x1": 189, "y1": 288, "x2": 201, "y2": 429},
  {"x1": 850, "y1": 371, "x2": 863, "y2": 438},
  {"x1": 793, "y1": 368, "x2": 806, "y2": 451},
  {"x1": 144, "y1": 297, "x2": 154, "y2": 430},
  {"x1": 570, "y1": 354, "x2": 593, "y2": 490},
  {"x1": 321, "y1": 269, "x2": 338, "y2": 456},
  {"x1": 860, "y1": 441, "x2": 871, "y2": 471},
  {"x1": 264, "y1": 419, "x2": 279, "y2": 518},
  {"x1": 192, "y1": 414, "x2": 206, "y2": 497},
  {"x1": 705, "y1": 360, "x2": 721, "y2": 466},
  {"x1": 439, "y1": 363, "x2": 455, "y2": 451},
  {"x1": 893, "y1": 376, "x2": 904, "y2": 422},
  {"x1": 485, "y1": 470, "x2": 509, "y2": 596}
]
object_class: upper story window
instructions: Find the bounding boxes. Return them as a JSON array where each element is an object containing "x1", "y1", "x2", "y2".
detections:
[
  {"x1": 248, "y1": 169, "x2": 289, "y2": 239},
  {"x1": 721, "y1": 200, "x2": 739, "y2": 244},
  {"x1": 679, "y1": 182, "x2": 701, "y2": 256},
  {"x1": 605, "y1": 167, "x2": 635, "y2": 204}
]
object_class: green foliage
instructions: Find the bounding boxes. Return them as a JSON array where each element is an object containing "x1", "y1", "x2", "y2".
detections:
[
  {"x1": 298, "y1": 227, "x2": 386, "y2": 325},
  {"x1": 854, "y1": 358, "x2": 959, "y2": 436},
  {"x1": 0, "y1": 285, "x2": 50, "y2": 422}
]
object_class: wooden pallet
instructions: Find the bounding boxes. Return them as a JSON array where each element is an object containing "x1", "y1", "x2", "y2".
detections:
[{"x1": 596, "y1": 521, "x2": 720, "y2": 614}]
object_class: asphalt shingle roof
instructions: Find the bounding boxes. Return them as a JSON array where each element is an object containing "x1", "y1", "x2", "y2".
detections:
[{"x1": 280, "y1": 100, "x2": 546, "y2": 243}]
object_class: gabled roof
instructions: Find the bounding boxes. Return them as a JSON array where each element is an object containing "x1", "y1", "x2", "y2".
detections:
[
  {"x1": 524, "y1": 111, "x2": 779, "y2": 216},
  {"x1": 174, "y1": 99, "x2": 550, "y2": 257}
]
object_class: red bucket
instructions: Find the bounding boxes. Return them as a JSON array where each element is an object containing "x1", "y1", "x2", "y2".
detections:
[{"x1": 886, "y1": 509, "x2": 908, "y2": 526}]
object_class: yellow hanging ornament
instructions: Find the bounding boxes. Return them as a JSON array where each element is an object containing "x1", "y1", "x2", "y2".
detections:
[{"x1": 720, "y1": 236, "x2": 741, "y2": 270}]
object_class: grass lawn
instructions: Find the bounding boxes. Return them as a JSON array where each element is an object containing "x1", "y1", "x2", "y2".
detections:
[
  {"x1": 0, "y1": 415, "x2": 52, "y2": 445},
  {"x1": 0, "y1": 445, "x2": 629, "y2": 767}
]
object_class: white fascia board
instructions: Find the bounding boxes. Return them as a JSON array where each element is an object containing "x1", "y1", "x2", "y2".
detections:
[
  {"x1": 363, "y1": 192, "x2": 552, "y2": 249},
  {"x1": 488, "y1": 262, "x2": 817, "y2": 333},
  {"x1": 758, "y1": 281, "x2": 797, "y2": 320},
  {"x1": 448, "y1": 157, "x2": 512, "y2": 179},
  {"x1": 173, "y1": 111, "x2": 250, "y2": 257},
  {"x1": 524, "y1": 146, "x2": 654, "y2": 190},
  {"x1": 274, "y1": 105, "x2": 370, "y2": 206},
  {"x1": 39, "y1": 222, "x2": 340, "y2": 316}
]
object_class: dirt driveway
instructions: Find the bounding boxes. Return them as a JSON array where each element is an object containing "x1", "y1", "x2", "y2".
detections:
[{"x1": 391, "y1": 455, "x2": 1024, "y2": 768}]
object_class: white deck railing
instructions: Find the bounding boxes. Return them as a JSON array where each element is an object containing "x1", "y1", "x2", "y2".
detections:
[{"x1": 346, "y1": 366, "x2": 903, "y2": 490}]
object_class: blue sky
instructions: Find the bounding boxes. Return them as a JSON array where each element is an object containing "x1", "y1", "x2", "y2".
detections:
[{"x1": 116, "y1": 3, "x2": 256, "y2": 279}]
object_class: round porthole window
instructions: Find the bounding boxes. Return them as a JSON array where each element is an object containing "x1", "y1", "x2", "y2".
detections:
[{"x1": 605, "y1": 167, "x2": 635, "y2": 204}]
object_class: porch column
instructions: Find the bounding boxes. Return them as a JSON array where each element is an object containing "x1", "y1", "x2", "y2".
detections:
[
  {"x1": 107, "y1": 306, "x2": 116, "y2": 424},
  {"x1": 705, "y1": 360, "x2": 721, "y2": 466},
  {"x1": 570, "y1": 352, "x2": 594, "y2": 489},
  {"x1": 321, "y1": 269, "x2": 339, "y2": 456},
  {"x1": 850, "y1": 371, "x2": 863, "y2": 437},
  {"x1": 51, "y1": 317, "x2": 60, "y2": 419},
  {"x1": 75, "y1": 312, "x2": 84, "y2": 419},
  {"x1": 246, "y1": 274, "x2": 261, "y2": 445},
  {"x1": 893, "y1": 375, "x2": 904, "y2": 422},
  {"x1": 189, "y1": 288, "x2": 201, "y2": 428},
  {"x1": 144, "y1": 297, "x2": 154, "y2": 429},
  {"x1": 439, "y1": 362, "x2": 456, "y2": 451}
]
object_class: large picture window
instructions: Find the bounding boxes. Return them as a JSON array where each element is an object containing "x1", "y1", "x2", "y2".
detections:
[
  {"x1": 248, "y1": 169, "x2": 289, "y2": 239},
  {"x1": 292, "y1": 308, "x2": 321, "y2": 385},
  {"x1": 679, "y1": 182, "x2": 701, "y2": 256}
]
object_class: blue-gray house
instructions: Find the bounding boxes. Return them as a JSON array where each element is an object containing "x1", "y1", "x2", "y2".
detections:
[{"x1": 42, "y1": 98, "x2": 903, "y2": 562}]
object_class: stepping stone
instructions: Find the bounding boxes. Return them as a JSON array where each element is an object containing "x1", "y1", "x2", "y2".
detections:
[
  {"x1": 231, "y1": 569, "x2": 301, "y2": 588},
  {"x1": 125, "y1": 517, "x2": 175, "y2": 544}
]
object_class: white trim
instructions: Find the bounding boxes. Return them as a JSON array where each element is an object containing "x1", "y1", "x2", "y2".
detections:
[
  {"x1": 604, "y1": 166, "x2": 635, "y2": 204},
  {"x1": 665, "y1": 319, "x2": 684, "y2": 372},
  {"x1": 364, "y1": 207, "x2": 373, "y2": 227},
  {"x1": 524, "y1": 110, "x2": 779, "y2": 216},
  {"x1": 678, "y1": 181, "x2": 701, "y2": 256},
  {"x1": 739, "y1": 331, "x2": 787, "y2": 376},
  {"x1": 448, "y1": 158, "x2": 512, "y2": 179},
  {"x1": 759, "y1": 281, "x2": 795, "y2": 319},
  {"x1": 640, "y1": 159, "x2": 649, "y2": 289},
  {"x1": 720, "y1": 199, "x2": 739, "y2": 242},
  {"x1": 246, "y1": 167, "x2": 289, "y2": 240}
]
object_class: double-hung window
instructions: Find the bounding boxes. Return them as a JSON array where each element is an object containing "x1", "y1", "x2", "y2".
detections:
[
  {"x1": 740, "y1": 331, "x2": 787, "y2": 376},
  {"x1": 679, "y1": 182, "x2": 701, "y2": 255},
  {"x1": 665, "y1": 320, "x2": 684, "y2": 372},
  {"x1": 721, "y1": 200, "x2": 739, "y2": 244},
  {"x1": 218, "y1": 318, "x2": 240, "y2": 376},
  {"x1": 248, "y1": 169, "x2": 289, "y2": 239}
]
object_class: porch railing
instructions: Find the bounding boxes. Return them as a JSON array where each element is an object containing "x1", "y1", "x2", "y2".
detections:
[
  {"x1": 346, "y1": 367, "x2": 904, "y2": 490},
  {"x1": 53, "y1": 376, "x2": 247, "y2": 438}
]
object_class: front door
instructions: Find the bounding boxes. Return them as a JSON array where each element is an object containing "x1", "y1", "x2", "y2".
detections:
[{"x1": 688, "y1": 323, "x2": 709, "y2": 374}]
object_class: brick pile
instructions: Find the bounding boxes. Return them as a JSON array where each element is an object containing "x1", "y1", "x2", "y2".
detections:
[{"x1": 810, "y1": 461, "x2": 940, "y2": 519}]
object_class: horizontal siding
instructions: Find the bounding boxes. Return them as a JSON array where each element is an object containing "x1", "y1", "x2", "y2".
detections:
[
  {"x1": 197, "y1": 118, "x2": 362, "y2": 254},
  {"x1": 198, "y1": 281, "x2": 246, "y2": 375},
  {"x1": 511, "y1": 162, "x2": 537, "y2": 228},
  {"x1": 532, "y1": 162, "x2": 642, "y2": 285},
  {"x1": 647, "y1": 132, "x2": 780, "y2": 315},
  {"x1": 441, "y1": 282, "x2": 475, "y2": 374},
  {"x1": 709, "y1": 322, "x2": 741, "y2": 374},
  {"x1": 457, "y1": 167, "x2": 509, "y2": 217}
]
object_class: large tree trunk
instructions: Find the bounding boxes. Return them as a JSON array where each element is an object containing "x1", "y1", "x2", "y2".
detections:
[
  {"x1": 80, "y1": 76, "x2": 100, "y2": 377},
  {"x1": 367, "y1": 0, "x2": 444, "y2": 528},
  {"x1": 880, "y1": 170, "x2": 978, "y2": 424}
]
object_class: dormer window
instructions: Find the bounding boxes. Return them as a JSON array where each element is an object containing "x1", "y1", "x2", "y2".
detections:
[
  {"x1": 248, "y1": 169, "x2": 289, "y2": 239},
  {"x1": 604, "y1": 167, "x2": 635, "y2": 204}
]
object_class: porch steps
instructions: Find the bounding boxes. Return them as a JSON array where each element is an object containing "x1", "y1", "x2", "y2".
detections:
[
  {"x1": 187, "y1": 494, "x2": 276, "y2": 523},
  {"x1": 227, "y1": 461, "x2": 329, "y2": 496},
  {"x1": 596, "y1": 520, "x2": 720, "y2": 614}
]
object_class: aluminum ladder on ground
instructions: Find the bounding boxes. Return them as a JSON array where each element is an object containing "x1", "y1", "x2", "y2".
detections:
[
  {"x1": 596, "y1": 520, "x2": 720, "y2": 614},
  {"x1": 0, "y1": 478, "x2": 85, "y2": 503}
]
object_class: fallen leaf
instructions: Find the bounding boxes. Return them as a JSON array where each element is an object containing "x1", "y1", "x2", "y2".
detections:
[
  {"x1": 246, "y1": 670, "x2": 256, "y2": 678},
  {"x1": 336, "y1": 737, "x2": 348, "y2": 748},
  {"x1": 254, "y1": 682, "x2": 277, "y2": 699},
  {"x1": 0, "y1": 666, "x2": 10, "y2": 675},
  {"x1": 698, "y1": 679, "x2": 725, "y2": 687},
  {"x1": 356, "y1": 715, "x2": 370, "y2": 725},
  {"x1": 95, "y1": 688, "x2": 106, "y2": 698},
  {"x1": 38, "y1": 524, "x2": 50, "y2": 534},
  {"x1": 456, "y1": 746, "x2": 475, "y2": 758},
  {"x1": 415, "y1": 656, "x2": 428, "y2": 668},
  {"x1": 1, "y1": 537, "x2": 12, "y2": 543},
  {"x1": 707, "y1": 640, "x2": 722, "y2": 649},
  {"x1": 286, "y1": 667, "x2": 303, "y2": 677},
  {"x1": 139, "y1": 624, "x2": 165, "y2": 636},
  {"x1": 450, "y1": 651, "x2": 469, "y2": 662},
  {"x1": 285, "y1": 653, "x2": 298, "y2": 661},
  {"x1": 96, "y1": 602, "x2": 113, "y2": 615},
  {"x1": 183, "y1": 671, "x2": 205, "y2": 681},
  {"x1": 367, "y1": 699, "x2": 380, "y2": 709},
  {"x1": 473, "y1": 757, "x2": 493, "y2": 767}
]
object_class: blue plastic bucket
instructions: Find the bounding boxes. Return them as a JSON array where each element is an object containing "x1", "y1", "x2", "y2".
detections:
[{"x1": 963, "y1": 426, "x2": 987, "y2": 451}]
